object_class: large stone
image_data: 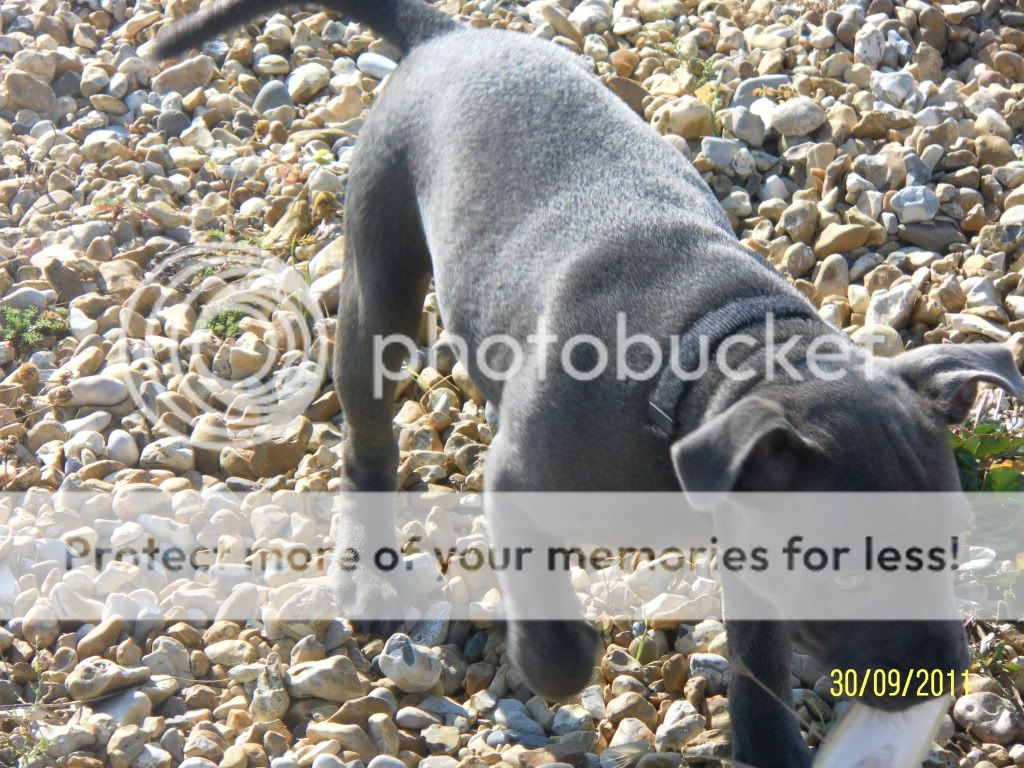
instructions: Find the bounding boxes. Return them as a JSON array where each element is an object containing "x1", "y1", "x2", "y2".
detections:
[
  {"x1": 4, "y1": 70, "x2": 56, "y2": 113},
  {"x1": 152, "y1": 55, "x2": 215, "y2": 94},
  {"x1": 247, "y1": 416, "x2": 312, "y2": 477},
  {"x1": 67, "y1": 375, "x2": 128, "y2": 407},
  {"x1": 865, "y1": 284, "x2": 920, "y2": 331},
  {"x1": 65, "y1": 658, "x2": 150, "y2": 701},
  {"x1": 896, "y1": 222, "x2": 966, "y2": 252},
  {"x1": 953, "y1": 692, "x2": 1024, "y2": 745},
  {"x1": 286, "y1": 655, "x2": 367, "y2": 702}
]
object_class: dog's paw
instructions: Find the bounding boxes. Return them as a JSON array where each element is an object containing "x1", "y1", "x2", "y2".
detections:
[
  {"x1": 331, "y1": 561, "x2": 411, "y2": 638},
  {"x1": 507, "y1": 619, "x2": 600, "y2": 700}
]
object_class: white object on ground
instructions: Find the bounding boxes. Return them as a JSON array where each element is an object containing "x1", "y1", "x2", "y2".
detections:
[{"x1": 814, "y1": 696, "x2": 948, "y2": 768}]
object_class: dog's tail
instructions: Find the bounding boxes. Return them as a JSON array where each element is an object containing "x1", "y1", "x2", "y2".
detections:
[{"x1": 152, "y1": 0, "x2": 458, "y2": 61}]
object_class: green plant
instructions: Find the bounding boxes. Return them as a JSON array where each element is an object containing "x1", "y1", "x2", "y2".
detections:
[
  {"x1": 0, "y1": 647, "x2": 51, "y2": 766},
  {"x1": 205, "y1": 309, "x2": 246, "y2": 339},
  {"x1": 686, "y1": 59, "x2": 724, "y2": 137},
  {"x1": 950, "y1": 420, "x2": 1024, "y2": 492},
  {"x1": 203, "y1": 228, "x2": 228, "y2": 242},
  {"x1": 709, "y1": 69, "x2": 724, "y2": 138},
  {"x1": 686, "y1": 58, "x2": 715, "y2": 87},
  {"x1": 633, "y1": 617, "x2": 650, "y2": 661},
  {"x1": 0, "y1": 307, "x2": 68, "y2": 354},
  {"x1": 191, "y1": 265, "x2": 219, "y2": 285},
  {"x1": 0, "y1": 726, "x2": 48, "y2": 767}
]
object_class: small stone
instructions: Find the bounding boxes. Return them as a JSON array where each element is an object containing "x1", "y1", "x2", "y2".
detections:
[
  {"x1": 23, "y1": 603, "x2": 60, "y2": 647},
  {"x1": 423, "y1": 724, "x2": 460, "y2": 754},
  {"x1": 552, "y1": 704, "x2": 595, "y2": 735},
  {"x1": 891, "y1": 186, "x2": 939, "y2": 224},
  {"x1": 357, "y1": 52, "x2": 397, "y2": 79},
  {"x1": 870, "y1": 71, "x2": 916, "y2": 106},
  {"x1": 652, "y1": 96, "x2": 713, "y2": 140},
  {"x1": 106, "y1": 430, "x2": 139, "y2": 467},
  {"x1": 107, "y1": 725, "x2": 145, "y2": 768},
  {"x1": 252, "y1": 662, "x2": 290, "y2": 722},
  {"x1": 854, "y1": 25, "x2": 884, "y2": 67},
  {"x1": 253, "y1": 80, "x2": 293, "y2": 114},
  {"x1": 134, "y1": 744, "x2": 173, "y2": 768},
  {"x1": 688, "y1": 654, "x2": 729, "y2": 694},
  {"x1": 305, "y1": 722, "x2": 377, "y2": 763},
  {"x1": 66, "y1": 375, "x2": 127, "y2": 407},
  {"x1": 769, "y1": 97, "x2": 826, "y2": 136},
  {"x1": 610, "y1": 717, "x2": 655, "y2": 747},
  {"x1": 379, "y1": 634, "x2": 442, "y2": 693},
  {"x1": 814, "y1": 223, "x2": 869, "y2": 258},
  {"x1": 607, "y1": 692, "x2": 658, "y2": 730},
  {"x1": 638, "y1": 0, "x2": 685, "y2": 21},
  {"x1": 655, "y1": 714, "x2": 706, "y2": 752},
  {"x1": 814, "y1": 254, "x2": 849, "y2": 300},
  {"x1": 730, "y1": 108, "x2": 765, "y2": 147},
  {"x1": 978, "y1": 136, "x2": 1016, "y2": 166},
  {"x1": 140, "y1": 436, "x2": 195, "y2": 472},
  {"x1": 77, "y1": 616, "x2": 124, "y2": 658},
  {"x1": 206, "y1": 639, "x2": 257, "y2": 666},
  {"x1": 288, "y1": 63, "x2": 330, "y2": 102}
]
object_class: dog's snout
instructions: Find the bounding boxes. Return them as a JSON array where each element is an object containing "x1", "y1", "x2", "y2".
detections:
[{"x1": 839, "y1": 621, "x2": 968, "y2": 712}]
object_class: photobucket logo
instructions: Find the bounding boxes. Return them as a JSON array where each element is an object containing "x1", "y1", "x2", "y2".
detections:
[{"x1": 373, "y1": 313, "x2": 883, "y2": 397}]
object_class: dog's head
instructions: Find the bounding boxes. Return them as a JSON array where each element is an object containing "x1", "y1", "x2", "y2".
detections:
[
  {"x1": 672, "y1": 342, "x2": 1024, "y2": 708},
  {"x1": 672, "y1": 342, "x2": 1024, "y2": 496}
]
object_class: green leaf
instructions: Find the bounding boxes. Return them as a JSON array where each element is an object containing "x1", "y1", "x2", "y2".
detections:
[{"x1": 983, "y1": 466, "x2": 1024, "y2": 492}]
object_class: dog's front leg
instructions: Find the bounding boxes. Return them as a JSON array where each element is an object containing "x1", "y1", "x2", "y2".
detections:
[
  {"x1": 483, "y1": 417, "x2": 600, "y2": 701},
  {"x1": 727, "y1": 620, "x2": 812, "y2": 768}
]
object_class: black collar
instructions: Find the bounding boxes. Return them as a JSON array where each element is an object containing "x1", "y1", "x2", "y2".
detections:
[{"x1": 648, "y1": 294, "x2": 818, "y2": 438}]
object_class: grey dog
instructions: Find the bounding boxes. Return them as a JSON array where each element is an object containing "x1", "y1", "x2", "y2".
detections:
[{"x1": 155, "y1": 2, "x2": 1024, "y2": 764}]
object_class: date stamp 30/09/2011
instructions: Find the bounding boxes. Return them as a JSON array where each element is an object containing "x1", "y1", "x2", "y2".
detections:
[{"x1": 829, "y1": 668, "x2": 971, "y2": 699}]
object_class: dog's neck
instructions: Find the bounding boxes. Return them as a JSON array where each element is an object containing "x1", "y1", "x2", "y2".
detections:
[{"x1": 648, "y1": 294, "x2": 826, "y2": 438}]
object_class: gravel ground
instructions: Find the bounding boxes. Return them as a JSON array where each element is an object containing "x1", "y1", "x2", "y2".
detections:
[{"x1": 2, "y1": 0, "x2": 1024, "y2": 765}]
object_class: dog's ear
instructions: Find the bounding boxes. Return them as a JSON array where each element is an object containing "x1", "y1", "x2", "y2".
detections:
[
  {"x1": 671, "y1": 396, "x2": 816, "y2": 506},
  {"x1": 886, "y1": 343, "x2": 1024, "y2": 424}
]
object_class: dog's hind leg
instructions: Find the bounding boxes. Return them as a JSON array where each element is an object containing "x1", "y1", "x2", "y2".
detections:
[
  {"x1": 330, "y1": 145, "x2": 431, "y2": 628},
  {"x1": 333, "y1": 153, "x2": 432, "y2": 493}
]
